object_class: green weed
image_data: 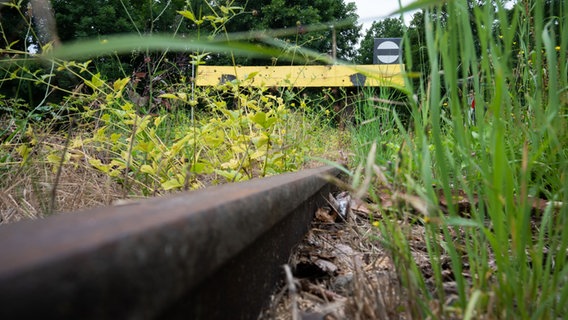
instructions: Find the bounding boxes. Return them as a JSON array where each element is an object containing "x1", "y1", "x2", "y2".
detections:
[{"x1": 351, "y1": 0, "x2": 568, "y2": 318}]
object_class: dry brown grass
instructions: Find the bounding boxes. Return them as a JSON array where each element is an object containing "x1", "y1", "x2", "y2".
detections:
[
  {"x1": 259, "y1": 197, "x2": 413, "y2": 320},
  {"x1": 0, "y1": 125, "x2": 347, "y2": 225},
  {"x1": 0, "y1": 127, "x2": 133, "y2": 224},
  {"x1": 258, "y1": 191, "x2": 473, "y2": 320},
  {"x1": 0, "y1": 162, "x2": 126, "y2": 224}
]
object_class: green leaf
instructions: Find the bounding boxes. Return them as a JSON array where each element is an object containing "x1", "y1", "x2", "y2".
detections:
[
  {"x1": 140, "y1": 164, "x2": 155, "y2": 175},
  {"x1": 264, "y1": 117, "x2": 277, "y2": 128},
  {"x1": 214, "y1": 169, "x2": 245, "y2": 182},
  {"x1": 113, "y1": 77, "x2": 130, "y2": 91},
  {"x1": 110, "y1": 133, "x2": 122, "y2": 143},
  {"x1": 245, "y1": 71, "x2": 259, "y2": 80},
  {"x1": 390, "y1": 0, "x2": 445, "y2": 15},
  {"x1": 47, "y1": 34, "x2": 293, "y2": 64},
  {"x1": 110, "y1": 159, "x2": 127, "y2": 169},
  {"x1": 159, "y1": 93, "x2": 178, "y2": 99},
  {"x1": 121, "y1": 102, "x2": 133, "y2": 111},
  {"x1": 444, "y1": 217, "x2": 483, "y2": 228},
  {"x1": 250, "y1": 149, "x2": 267, "y2": 160},
  {"x1": 88, "y1": 158, "x2": 110, "y2": 173},
  {"x1": 251, "y1": 133, "x2": 269, "y2": 147},
  {"x1": 231, "y1": 144, "x2": 247, "y2": 153},
  {"x1": 47, "y1": 153, "x2": 63, "y2": 165},
  {"x1": 162, "y1": 178, "x2": 183, "y2": 190},
  {"x1": 252, "y1": 111, "x2": 267, "y2": 127},
  {"x1": 178, "y1": 10, "x2": 196, "y2": 22},
  {"x1": 16, "y1": 144, "x2": 31, "y2": 164},
  {"x1": 85, "y1": 72, "x2": 104, "y2": 90},
  {"x1": 191, "y1": 162, "x2": 208, "y2": 174}
]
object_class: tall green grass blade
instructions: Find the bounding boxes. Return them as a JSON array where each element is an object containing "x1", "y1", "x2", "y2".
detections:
[{"x1": 43, "y1": 34, "x2": 302, "y2": 63}]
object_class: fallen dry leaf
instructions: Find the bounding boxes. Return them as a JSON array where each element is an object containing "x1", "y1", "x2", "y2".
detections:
[
  {"x1": 314, "y1": 259, "x2": 339, "y2": 274},
  {"x1": 315, "y1": 207, "x2": 337, "y2": 223}
]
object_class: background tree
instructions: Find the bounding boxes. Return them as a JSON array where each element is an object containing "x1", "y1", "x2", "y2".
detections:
[
  {"x1": 208, "y1": 0, "x2": 361, "y2": 65},
  {"x1": 52, "y1": 0, "x2": 192, "y2": 79},
  {"x1": 1, "y1": 0, "x2": 361, "y2": 109},
  {"x1": 355, "y1": 17, "x2": 404, "y2": 64}
]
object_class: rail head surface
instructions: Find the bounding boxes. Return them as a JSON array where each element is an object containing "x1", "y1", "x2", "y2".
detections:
[{"x1": 0, "y1": 165, "x2": 340, "y2": 319}]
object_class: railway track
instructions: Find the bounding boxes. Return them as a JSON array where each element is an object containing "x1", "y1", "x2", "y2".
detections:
[{"x1": 0, "y1": 165, "x2": 341, "y2": 319}]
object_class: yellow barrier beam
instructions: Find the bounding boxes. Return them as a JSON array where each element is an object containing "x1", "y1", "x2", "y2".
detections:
[{"x1": 196, "y1": 64, "x2": 404, "y2": 88}]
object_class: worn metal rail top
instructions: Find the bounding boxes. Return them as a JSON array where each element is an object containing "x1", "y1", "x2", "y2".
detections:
[{"x1": 0, "y1": 165, "x2": 340, "y2": 320}]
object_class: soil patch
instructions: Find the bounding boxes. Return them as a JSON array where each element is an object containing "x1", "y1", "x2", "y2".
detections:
[{"x1": 258, "y1": 192, "x2": 464, "y2": 320}]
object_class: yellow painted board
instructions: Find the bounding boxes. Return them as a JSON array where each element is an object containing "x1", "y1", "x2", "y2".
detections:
[{"x1": 196, "y1": 64, "x2": 405, "y2": 88}]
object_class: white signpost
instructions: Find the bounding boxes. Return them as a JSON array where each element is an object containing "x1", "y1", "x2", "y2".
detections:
[{"x1": 373, "y1": 38, "x2": 402, "y2": 64}]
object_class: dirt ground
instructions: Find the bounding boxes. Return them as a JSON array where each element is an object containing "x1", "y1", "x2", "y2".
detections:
[{"x1": 258, "y1": 192, "x2": 463, "y2": 320}]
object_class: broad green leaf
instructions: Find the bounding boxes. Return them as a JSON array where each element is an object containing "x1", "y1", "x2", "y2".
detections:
[
  {"x1": 121, "y1": 102, "x2": 133, "y2": 111},
  {"x1": 245, "y1": 71, "x2": 259, "y2": 80},
  {"x1": 137, "y1": 116, "x2": 150, "y2": 132},
  {"x1": 250, "y1": 149, "x2": 267, "y2": 160},
  {"x1": 88, "y1": 158, "x2": 110, "y2": 173},
  {"x1": 221, "y1": 158, "x2": 240, "y2": 170},
  {"x1": 191, "y1": 162, "x2": 209, "y2": 174},
  {"x1": 171, "y1": 134, "x2": 192, "y2": 155},
  {"x1": 47, "y1": 153, "x2": 69, "y2": 165},
  {"x1": 140, "y1": 164, "x2": 155, "y2": 175},
  {"x1": 177, "y1": 10, "x2": 196, "y2": 22},
  {"x1": 85, "y1": 72, "x2": 104, "y2": 90},
  {"x1": 153, "y1": 115, "x2": 164, "y2": 127},
  {"x1": 110, "y1": 133, "x2": 122, "y2": 143},
  {"x1": 162, "y1": 178, "x2": 183, "y2": 190},
  {"x1": 214, "y1": 169, "x2": 245, "y2": 182},
  {"x1": 110, "y1": 159, "x2": 127, "y2": 170},
  {"x1": 113, "y1": 77, "x2": 130, "y2": 91},
  {"x1": 264, "y1": 117, "x2": 277, "y2": 128},
  {"x1": 231, "y1": 144, "x2": 247, "y2": 153},
  {"x1": 136, "y1": 140, "x2": 154, "y2": 153},
  {"x1": 252, "y1": 111, "x2": 267, "y2": 127},
  {"x1": 109, "y1": 168, "x2": 122, "y2": 177},
  {"x1": 177, "y1": 92, "x2": 188, "y2": 101},
  {"x1": 251, "y1": 133, "x2": 269, "y2": 147},
  {"x1": 16, "y1": 144, "x2": 31, "y2": 161}
]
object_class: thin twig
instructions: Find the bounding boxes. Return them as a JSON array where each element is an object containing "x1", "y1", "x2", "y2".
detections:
[
  {"x1": 49, "y1": 117, "x2": 74, "y2": 215},
  {"x1": 283, "y1": 264, "x2": 299, "y2": 320},
  {"x1": 123, "y1": 115, "x2": 138, "y2": 198}
]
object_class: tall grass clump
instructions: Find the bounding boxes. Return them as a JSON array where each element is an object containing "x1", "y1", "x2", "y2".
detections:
[
  {"x1": 350, "y1": 86, "x2": 408, "y2": 165},
  {"x1": 351, "y1": 0, "x2": 568, "y2": 318}
]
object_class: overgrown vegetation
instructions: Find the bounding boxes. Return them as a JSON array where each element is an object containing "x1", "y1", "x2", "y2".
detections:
[
  {"x1": 349, "y1": 0, "x2": 568, "y2": 318},
  {"x1": 0, "y1": 0, "x2": 348, "y2": 220},
  {"x1": 1, "y1": 0, "x2": 567, "y2": 318}
]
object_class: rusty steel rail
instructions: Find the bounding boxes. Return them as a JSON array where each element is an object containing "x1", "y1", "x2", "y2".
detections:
[{"x1": 0, "y1": 165, "x2": 340, "y2": 319}]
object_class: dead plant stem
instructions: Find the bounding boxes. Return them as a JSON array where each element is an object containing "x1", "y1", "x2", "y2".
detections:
[{"x1": 49, "y1": 117, "x2": 74, "y2": 215}]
